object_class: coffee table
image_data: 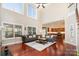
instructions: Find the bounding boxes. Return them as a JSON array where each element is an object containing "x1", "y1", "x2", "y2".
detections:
[{"x1": 36, "y1": 38, "x2": 47, "y2": 45}]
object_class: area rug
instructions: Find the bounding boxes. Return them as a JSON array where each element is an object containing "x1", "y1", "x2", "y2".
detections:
[{"x1": 25, "y1": 41, "x2": 56, "y2": 51}]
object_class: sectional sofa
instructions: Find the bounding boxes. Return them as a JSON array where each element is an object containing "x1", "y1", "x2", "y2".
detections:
[{"x1": 21, "y1": 34, "x2": 57, "y2": 43}]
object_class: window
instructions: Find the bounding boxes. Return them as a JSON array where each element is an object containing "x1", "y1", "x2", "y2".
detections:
[
  {"x1": 28, "y1": 4, "x2": 37, "y2": 19},
  {"x1": 3, "y1": 23, "x2": 22, "y2": 38},
  {"x1": 28, "y1": 27, "x2": 36, "y2": 35},
  {"x1": 33, "y1": 27, "x2": 36, "y2": 34},
  {"x1": 3, "y1": 23, "x2": 14, "y2": 38},
  {"x1": 28, "y1": 27, "x2": 32, "y2": 35},
  {"x1": 2, "y1": 3, "x2": 24, "y2": 14},
  {"x1": 15, "y1": 25, "x2": 22, "y2": 37}
]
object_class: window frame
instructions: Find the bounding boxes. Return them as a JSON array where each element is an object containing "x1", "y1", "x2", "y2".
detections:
[
  {"x1": 3, "y1": 23, "x2": 14, "y2": 38},
  {"x1": 27, "y1": 4, "x2": 37, "y2": 19},
  {"x1": 27, "y1": 26, "x2": 36, "y2": 35},
  {"x1": 14, "y1": 25, "x2": 22, "y2": 37},
  {"x1": 2, "y1": 22, "x2": 23, "y2": 40}
]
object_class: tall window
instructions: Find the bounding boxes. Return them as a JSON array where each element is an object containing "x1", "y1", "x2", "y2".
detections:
[
  {"x1": 2, "y1": 3, "x2": 24, "y2": 14},
  {"x1": 28, "y1": 4, "x2": 37, "y2": 19},
  {"x1": 3, "y1": 23, "x2": 14, "y2": 38},
  {"x1": 3, "y1": 23, "x2": 22, "y2": 38},
  {"x1": 15, "y1": 25, "x2": 22, "y2": 37},
  {"x1": 28, "y1": 27, "x2": 36, "y2": 35}
]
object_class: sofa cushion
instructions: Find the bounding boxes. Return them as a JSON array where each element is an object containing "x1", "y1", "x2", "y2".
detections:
[
  {"x1": 51, "y1": 35, "x2": 54, "y2": 38},
  {"x1": 38, "y1": 36, "x2": 41, "y2": 39},
  {"x1": 46, "y1": 36, "x2": 50, "y2": 38},
  {"x1": 42, "y1": 35, "x2": 45, "y2": 38},
  {"x1": 47, "y1": 35, "x2": 56, "y2": 42},
  {"x1": 33, "y1": 35, "x2": 36, "y2": 38},
  {"x1": 47, "y1": 38, "x2": 52, "y2": 42},
  {"x1": 29, "y1": 36, "x2": 32, "y2": 38}
]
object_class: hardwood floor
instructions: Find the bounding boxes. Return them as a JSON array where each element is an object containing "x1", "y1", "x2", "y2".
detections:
[
  {"x1": 64, "y1": 43, "x2": 77, "y2": 56},
  {"x1": 1, "y1": 42, "x2": 77, "y2": 56},
  {"x1": 1, "y1": 34, "x2": 77, "y2": 56}
]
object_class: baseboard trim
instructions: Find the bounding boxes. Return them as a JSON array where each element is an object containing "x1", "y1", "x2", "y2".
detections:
[
  {"x1": 2, "y1": 41, "x2": 22, "y2": 46},
  {"x1": 64, "y1": 40, "x2": 77, "y2": 46}
]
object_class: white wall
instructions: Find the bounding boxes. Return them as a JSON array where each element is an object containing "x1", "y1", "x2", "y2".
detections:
[
  {"x1": 1, "y1": 7, "x2": 38, "y2": 46},
  {"x1": 0, "y1": 4, "x2": 1, "y2": 26},
  {"x1": 65, "y1": 4, "x2": 77, "y2": 46},
  {"x1": 1, "y1": 3, "x2": 78, "y2": 47},
  {"x1": 42, "y1": 3, "x2": 67, "y2": 24},
  {"x1": 77, "y1": 4, "x2": 79, "y2": 52},
  {"x1": 1, "y1": 8, "x2": 38, "y2": 34},
  {"x1": 36, "y1": 9, "x2": 44, "y2": 35},
  {"x1": 0, "y1": 4, "x2": 2, "y2": 46},
  {"x1": 42, "y1": 3, "x2": 77, "y2": 46}
]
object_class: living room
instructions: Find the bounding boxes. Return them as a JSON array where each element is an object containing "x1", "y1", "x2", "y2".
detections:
[{"x1": 0, "y1": 3, "x2": 78, "y2": 56}]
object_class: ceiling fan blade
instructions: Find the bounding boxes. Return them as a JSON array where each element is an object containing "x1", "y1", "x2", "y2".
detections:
[
  {"x1": 37, "y1": 5, "x2": 40, "y2": 8},
  {"x1": 42, "y1": 4, "x2": 45, "y2": 8}
]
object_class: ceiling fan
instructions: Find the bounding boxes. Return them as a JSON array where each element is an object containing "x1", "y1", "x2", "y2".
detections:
[{"x1": 36, "y1": 3, "x2": 47, "y2": 8}]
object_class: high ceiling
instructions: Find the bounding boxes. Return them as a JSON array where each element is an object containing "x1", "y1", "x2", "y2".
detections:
[
  {"x1": 42, "y1": 20, "x2": 65, "y2": 28},
  {"x1": 38, "y1": 3, "x2": 68, "y2": 24}
]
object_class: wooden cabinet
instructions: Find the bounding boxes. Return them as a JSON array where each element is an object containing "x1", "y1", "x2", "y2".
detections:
[{"x1": 48, "y1": 28, "x2": 64, "y2": 32}]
